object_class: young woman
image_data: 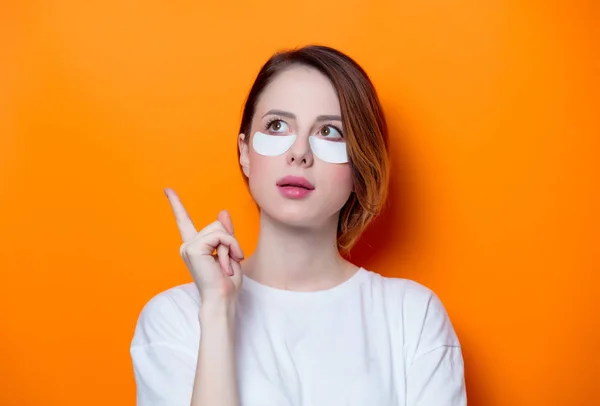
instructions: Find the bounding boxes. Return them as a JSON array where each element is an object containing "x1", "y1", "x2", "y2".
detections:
[{"x1": 130, "y1": 45, "x2": 466, "y2": 406}]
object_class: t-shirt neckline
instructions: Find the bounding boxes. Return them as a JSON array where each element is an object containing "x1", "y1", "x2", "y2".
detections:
[{"x1": 241, "y1": 267, "x2": 368, "y2": 302}]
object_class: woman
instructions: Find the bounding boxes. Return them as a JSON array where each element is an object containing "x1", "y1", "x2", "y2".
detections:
[{"x1": 130, "y1": 45, "x2": 466, "y2": 406}]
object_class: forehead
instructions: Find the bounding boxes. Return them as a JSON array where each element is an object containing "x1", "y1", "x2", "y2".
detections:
[{"x1": 254, "y1": 65, "x2": 341, "y2": 118}]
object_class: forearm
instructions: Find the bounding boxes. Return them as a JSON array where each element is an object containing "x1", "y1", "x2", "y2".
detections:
[{"x1": 191, "y1": 301, "x2": 239, "y2": 406}]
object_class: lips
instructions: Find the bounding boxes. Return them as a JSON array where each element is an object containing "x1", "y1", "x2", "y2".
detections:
[{"x1": 276, "y1": 176, "x2": 315, "y2": 190}]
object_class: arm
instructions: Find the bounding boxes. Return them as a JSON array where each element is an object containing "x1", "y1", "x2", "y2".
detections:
[
  {"x1": 161, "y1": 189, "x2": 244, "y2": 406},
  {"x1": 191, "y1": 301, "x2": 239, "y2": 406},
  {"x1": 130, "y1": 294, "x2": 241, "y2": 406}
]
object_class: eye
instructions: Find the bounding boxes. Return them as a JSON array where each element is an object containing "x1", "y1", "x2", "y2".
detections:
[
  {"x1": 266, "y1": 119, "x2": 289, "y2": 134},
  {"x1": 319, "y1": 125, "x2": 343, "y2": 140}
]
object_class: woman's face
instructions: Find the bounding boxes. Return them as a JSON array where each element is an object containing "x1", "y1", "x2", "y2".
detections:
[{"x1": 239, "y1": 65, "x2": 353, "y2": 228}]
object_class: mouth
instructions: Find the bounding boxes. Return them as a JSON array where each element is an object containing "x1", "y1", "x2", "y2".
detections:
[
  {"x1": 276, "y1": 176, "x2": 315, "y2": 191},
  {"x1": 278, "y1": 183, "x2": 313, "y2": 190}
]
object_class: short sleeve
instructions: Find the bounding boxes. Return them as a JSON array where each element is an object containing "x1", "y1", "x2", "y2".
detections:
[
  {"x1": 406, "y1": 292, "x2": 467, "y2": 406},
  {"x1": 130, "y1": 293, "x2": 199, "y2": 406}
]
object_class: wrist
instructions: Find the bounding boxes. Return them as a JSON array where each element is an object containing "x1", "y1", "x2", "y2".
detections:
[{"x1": 199, "y1": 299, "x2": 236, "y2": 323}]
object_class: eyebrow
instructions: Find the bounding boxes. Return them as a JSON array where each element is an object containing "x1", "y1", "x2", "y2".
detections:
[{"x1": 262, "y1": 109, "x2": 342, "y2": 122}]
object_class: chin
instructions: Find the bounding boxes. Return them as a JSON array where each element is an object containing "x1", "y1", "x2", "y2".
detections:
[
  {"x1": 264, "y1": 201, "x2": 320, "y2": 228},
  {"x1": 250, "y1": 184, "x2": 349, "y2": 228},
  {"x1": 262, "y1": 199, "x2": 347, "y2": 232}
]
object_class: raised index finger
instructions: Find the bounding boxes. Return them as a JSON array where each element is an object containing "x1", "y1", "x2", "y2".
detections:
[{"x1": 164, "y1": 188, "x2": 197, "y2": 242}]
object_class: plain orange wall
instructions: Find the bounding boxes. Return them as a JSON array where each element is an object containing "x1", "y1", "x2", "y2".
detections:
[{"x1": 1, "y1": 1, "x2": 598, "y2": 405}]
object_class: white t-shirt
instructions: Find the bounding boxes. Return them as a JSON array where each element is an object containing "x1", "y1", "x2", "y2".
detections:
[{"x1": 130, "y1": 268, "x2": 466, "y2": 406}]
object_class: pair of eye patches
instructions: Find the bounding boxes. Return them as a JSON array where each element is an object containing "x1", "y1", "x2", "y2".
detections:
[{"x1": 252, "y1": 132, "x2": 348, "y2": 164}]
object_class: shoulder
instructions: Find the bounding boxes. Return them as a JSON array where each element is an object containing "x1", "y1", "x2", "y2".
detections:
[
  {"x1": 360, "y1": 269, "x2": 461, "y2": 353},
  {"x1": 130, "y1": 282, "x2": 201, "y2": 349},
  {"x1": 360, "y1": 268, "x2": 440, "y2": 310}
]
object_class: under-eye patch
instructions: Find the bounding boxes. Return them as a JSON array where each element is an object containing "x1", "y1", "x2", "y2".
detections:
[
  {"x1": 308, "y1": 136, "x2": 348, "y2": 164},
  {"x1": 252, "y1": 132, "x2": 348, "y2": 164},
  {"x1": 252, "y1": 132, "x2": 297, "y2": 156}
]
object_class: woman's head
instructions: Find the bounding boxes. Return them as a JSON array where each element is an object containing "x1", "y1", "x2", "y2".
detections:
[{"x1": 238, "y1": 45, "x2": 389, "y2": 254}]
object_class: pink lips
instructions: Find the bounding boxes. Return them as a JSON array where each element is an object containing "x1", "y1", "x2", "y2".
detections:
[{"x1": 276, "y1": 176, "x2": 315, "y2": 199}]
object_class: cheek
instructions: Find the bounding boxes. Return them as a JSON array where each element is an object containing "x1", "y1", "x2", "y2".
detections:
[
  {"x1": 248, "y1": 150, "x2": 277, "y2": 178},
  {"x1": 247, "y1": 150, "x2": 281, "y2": 196},
  {"x1": 330, "y1": 164, "x2": 353, "y2": 190},
  {"x1": 321, "y1": 164, "x2": 354, "y2": 205}
]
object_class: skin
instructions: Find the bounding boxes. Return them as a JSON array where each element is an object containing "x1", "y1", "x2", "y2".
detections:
[
  {"x1": 239, "y1": 65, "x2": 357, "y2": 290},
  {"x1": 165, "y1": 65, "x2": 360, "y2": 406}
]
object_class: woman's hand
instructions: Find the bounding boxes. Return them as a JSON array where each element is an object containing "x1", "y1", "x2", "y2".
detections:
[{"x1": 164, "y1": 187, "x2": 244, "y2": 306}]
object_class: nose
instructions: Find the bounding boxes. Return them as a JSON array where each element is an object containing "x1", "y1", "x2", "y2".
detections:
[{"x1": 286, "y1": 135, "x2": 314, "y2": 167}]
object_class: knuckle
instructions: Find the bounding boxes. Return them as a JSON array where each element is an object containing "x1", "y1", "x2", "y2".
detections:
[
  {"x1": 179, "y1": 243, "x2": 188, "y2": 257},
  {"x1": 197, "y1": 221, "x2": 215, "y2": 235},
  {"x1": 214, "y1": 222, "x2": 227, "y2": 234},
  {"x1": 210, "y1": 229, "x2": 228, "y2": 240},
  {"x1": 186, "y1": 244, "x2": 204, "y2": 257},
  {"x1": 180, "y1": 241, "x2": 202, "y2": 257}
]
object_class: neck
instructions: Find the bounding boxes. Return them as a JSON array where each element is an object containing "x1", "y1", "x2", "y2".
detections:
[{"x1": 242, "y1": 211, "x2": 356, "y2": 291}]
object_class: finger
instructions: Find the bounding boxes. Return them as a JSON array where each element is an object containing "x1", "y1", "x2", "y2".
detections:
[
  {"x1": 194, "y1": 220, "x2": 226, "y2": 238},
  {"x1": 230, "y1": 258, "x2": 243, "y2": 280},
  {"x1": 215, "y1": 212, "x2": 234, "y2": 276},
  {"x1": 217, "y1": 244, "x2": 233, "y2": 276},
  {"x1": 165, "y1": 188, "x2": 197, "y2": 242},
  {"x1": 203, "y1": 231, "x2": 244, "y2": 260},
  {"x1": 218, "y1": 210, "x2": 235, "y2": 235},
  {"x1": 188, "y1": 221, "x2": 233, "y2": 274},
  {"x1": 182, "y1": 231, "x2": 244, "y2": 260}
]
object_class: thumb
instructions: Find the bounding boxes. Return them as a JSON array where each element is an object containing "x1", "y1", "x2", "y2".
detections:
[{"x1": 218, "y1": 210, "x2": 235, "y2": 235}]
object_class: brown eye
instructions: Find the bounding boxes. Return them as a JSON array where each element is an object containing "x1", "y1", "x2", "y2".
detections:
[
  {"x1": 267, "y1": 119, "x2": 289, "y2": 133},
  {"x1": 319, "y1": 125, "x2": 343, "y2": 139}
]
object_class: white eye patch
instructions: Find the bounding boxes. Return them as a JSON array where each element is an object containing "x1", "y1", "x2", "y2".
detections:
[
  {"x1": 252, "y1": 132, "x2": 297, "y2": 156},
  {"x1": 308, "y1": 136, "x2": 348, "y2": 164},
  {"x1": 252, "y1": 132, "x2": 348, "y2": 164}
]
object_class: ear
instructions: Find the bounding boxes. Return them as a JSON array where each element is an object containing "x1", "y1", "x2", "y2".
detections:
[{"x1": 238, "y1": 133, "x2": 250, "y2": 178}]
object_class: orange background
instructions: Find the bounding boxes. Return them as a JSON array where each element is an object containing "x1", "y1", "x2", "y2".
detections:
[{"x1": 1, "y1": 1, "x2": 598, "y2": 405}]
